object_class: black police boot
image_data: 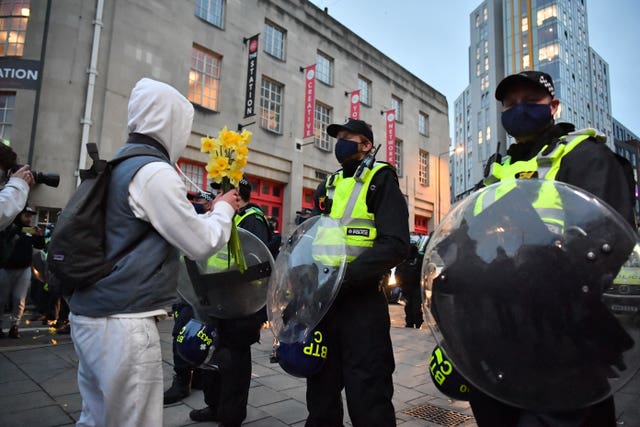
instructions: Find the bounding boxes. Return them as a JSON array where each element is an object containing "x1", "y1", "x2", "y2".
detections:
[
  {"x1": 189, "y1": 406, "x2": 219, "y2": 422},
  {"x1": 163, "y1": 370, "x2": 192, "y2": 404}
]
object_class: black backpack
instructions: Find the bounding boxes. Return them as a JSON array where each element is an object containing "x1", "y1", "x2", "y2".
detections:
[{"x1": 47, "y1": 143, "x2": 166, "y2": 295}]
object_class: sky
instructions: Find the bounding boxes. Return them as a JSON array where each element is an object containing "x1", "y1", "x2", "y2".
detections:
[{"x1": 308, "y1": 0, "x2": 640, "y2": 139}]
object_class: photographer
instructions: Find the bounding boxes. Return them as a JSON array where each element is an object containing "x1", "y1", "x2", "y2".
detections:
[{"x1": 0, "y1": 143, "x2": 33, "y2": 230}]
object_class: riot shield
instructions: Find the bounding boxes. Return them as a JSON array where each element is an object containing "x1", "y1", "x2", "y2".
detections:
[
  {"x1": 177, "y1": 228, "x2": 274, "y2": 319},
  {"x1": 422, "y1": 179, "x2": 640, "y2": 411},
  {"x1": 267, "y1": 215, "x2": 346, "y2": 344}
]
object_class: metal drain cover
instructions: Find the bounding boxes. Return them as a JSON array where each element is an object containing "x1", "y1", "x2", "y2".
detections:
[{"x1": 403, "y1": 403, "x2": 474, "y2": 426}]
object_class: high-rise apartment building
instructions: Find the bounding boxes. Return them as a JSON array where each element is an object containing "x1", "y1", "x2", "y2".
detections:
[{"x1": 453, "y1": 0, "x2": 614, "y2": 200}]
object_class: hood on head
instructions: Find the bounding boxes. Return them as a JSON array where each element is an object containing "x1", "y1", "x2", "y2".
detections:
[{"x1": 127, "y1": 78, "x2": 194, "y2": 164}]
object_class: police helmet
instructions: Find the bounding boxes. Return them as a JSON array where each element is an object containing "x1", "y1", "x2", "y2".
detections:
[
  {"x1": 428, "y1": 345, "x2": 471, "y2": 401},
  {"x1": 276, "y1": 327, "x2": 328, "y2": 378},
  {"x1": 175, "y1": 319, "x2": 219, "y2": 368}
]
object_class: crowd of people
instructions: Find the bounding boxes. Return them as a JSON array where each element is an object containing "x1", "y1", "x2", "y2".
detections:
[{"x1": 0, "y1": 69, "x2": 635, "y2": 427}]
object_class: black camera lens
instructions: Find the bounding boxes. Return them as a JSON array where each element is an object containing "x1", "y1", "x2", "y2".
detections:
[{"x1": 33, "y1": 172, "x2": 60, "y2": 188}]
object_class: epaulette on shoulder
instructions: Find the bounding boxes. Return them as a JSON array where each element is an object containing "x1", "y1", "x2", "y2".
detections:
[{"x1": 566, "y1": 128, "x2": 606, "y2": 143}]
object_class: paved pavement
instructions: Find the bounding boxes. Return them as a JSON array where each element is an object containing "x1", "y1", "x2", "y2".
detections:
[{"x1": 0, "y1": 304, "x2": 639, "y2": 427}]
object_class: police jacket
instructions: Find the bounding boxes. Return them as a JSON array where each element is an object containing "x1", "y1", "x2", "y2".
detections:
[
  {"x1": 314, "y1": 159, "x2": 410, "y2": 293},
  {"x1": 235, "y1": 203, "x2": 271, "y2": 245},
  {"x1": 494, "y1": 122, "x2": 635, "y2": 227}
]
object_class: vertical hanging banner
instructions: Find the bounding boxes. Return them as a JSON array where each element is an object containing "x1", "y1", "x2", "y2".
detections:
[
  {"x1": 244, "y1": 34, "x2": 259, "y2": 118},
  {"x1": 349, "y1": 89, "x2": 360, "y2": 119},
  {"x1": 303, "y1": 64, "x2": 316, "y2": 139},
  {"x1": 385, "y1": 109, "x2": 396, "y2": 166}
]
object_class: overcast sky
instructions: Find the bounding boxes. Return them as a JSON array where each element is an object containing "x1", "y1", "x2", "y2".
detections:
[{"x1": 309, "y1": 0, "x2": 640, "y2": 139}]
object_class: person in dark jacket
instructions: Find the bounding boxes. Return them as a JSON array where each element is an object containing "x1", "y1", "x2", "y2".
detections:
[
  {"x1": 0, "y1": 207, "x2": 44, "y2": 338},
  {"x1": 190, "y1": 178, "x2": 270, "y2": 427},
  {"x1": 468, "y1": 70, "x2": 635, "y2": 427},
  {"x1": 304, "y1": 119, "x2": 409, "y2": 427},
  {"x1": 395, "y1": 242, "x2": 423, "y2": 328}
]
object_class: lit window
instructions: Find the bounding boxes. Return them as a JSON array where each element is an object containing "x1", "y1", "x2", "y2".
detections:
[
  {"x1": 475, "y1": 14, "x2": 480, "y2": 27},
  {"x1": 316, "y1": 51, "x2": 333, "y2": 85},
  {"x1": 522, "y1": 54, "x2": 530, "y2": 69},
  {"x1": 484, "y1": 40, "x2": 488, "y2": 54},
  {"x1": 418, "y1": 112, "x2": 429, "y2": 136},
  {"x1": 0, "y1": 92, "x2": 15, "y2": 140},
  {"x1": 486, "y1": 126, "x2": 491, "y2": 141},
  {"x1": 539, "y1": 43, "x2": 559, "y2": 62},
  {"x1": 476, "y1": 46, "x2": 480, "y2": 60},
  {"x1": 483, "y1": 6, "x2": 488, "y2": 21},
  {"x1": 537, "y1": 4, "x2": 557, "y2": 26},
  {"x1": 391, "y1": 95, "x2": 403, "y2": 123},
  {"x1": 189, "y1": 45, "x2": 221, "y2": 110},
  {"x1": 478, "y1": 130, "x2": 483, "y2": 145},
  {"x1": 476, "y1": 62, "x2": 481, "y2": 76},
  {"x1": 0, "y1": 0, "x2": 29, "y2": 56},
  {"x1": 484, "y1": 57, "x2": 489, "y2": 71},
  {"x1": 395, "y1": 139, "x2": 403, "y2": 177},
  {"x1": 195, "y1": 0, "x2": 224, "y2": 28},
  {"x1": 314, "y1": 102, "x2": 332, "y2": 151},
  {"x1": 419, "y1": 150, "x2": 429, "y2": 185},
  {"x1": 521, "y1": 17, "x2": 528, "y2": 32},
  {"x1": 358, "y1": 75, "x2": 371, "y2": 105},
  {"x1": 260, "y1": 77, "x2": 283, "y2": 133},
  {"x1": 264, "y1": 21, "x2": 286, "y2": 60}
]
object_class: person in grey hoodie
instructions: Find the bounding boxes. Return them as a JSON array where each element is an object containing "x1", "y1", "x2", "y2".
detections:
[{"x1": 67, "y1": 78, "x2": 240, "y2": 427}]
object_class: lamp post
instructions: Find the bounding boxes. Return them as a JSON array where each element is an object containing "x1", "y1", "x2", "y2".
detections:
[{"x1": 436, "y1": 146, "x2": 463, "y2": 226}]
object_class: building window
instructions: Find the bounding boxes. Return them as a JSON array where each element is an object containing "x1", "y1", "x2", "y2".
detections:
[
  {"x1": 189, "y1": 45, "x2": 221, "y2": 111},
  {"x1": 537, "y1": 4, "x2": 557, "y2": 26},
  {"x1": 358, "y1": 75, "x2": 371, "y2": 105},
  {"x1": 484, "y1": 57, "x2": 489, "y2": 71},
  {"x1": 314, "y1": 102, "x2": 332, "y2": 151},
  {"x1": 316, "y1": 51, "x2": 333, "y2": 86},
  {"x1": 484, "y1": 40, "x2": 488, "y2": 54},
  {"x1": 419, "y1": 149, "x2": 429, "y2": 185},
  {"x1": 418, "y1": 112, "x2": 429, "y2": 136},
  {"x1": 264, "y1": 20, "x2": 286, "y2": 60},
  {"x1": 260, "y1": 77, "x2": 283, "y2": 133},
  {"x1": 0, "y1": 0, "x2": 29, "y2": 56},
  {"x1": 483, "y1": 6, "x2": 488, "y2": 21},
  {"x1": 395, "y1": 139, "x2": 403, "y2": 177},
  {"x1": 195, "y1": 0, "x2": 224, "y2": 28},
  {"x1": 177, "y1": 159, "x2": 206, "y2": 192},
  {"x1": 391, "y1": 95, "x2": 403, "y2": 123},
  {"x1": 0, "y1": 92, "x2": 14, "y2": 140},
  {"x1": 539, "y1": 43, "x2": 559, "y2": 62},
  {"x1": 486, "y1": 125, "x2": 491, "y2": 141}
]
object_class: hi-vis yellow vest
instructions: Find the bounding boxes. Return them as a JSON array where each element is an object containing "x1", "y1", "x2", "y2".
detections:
[
  {"x1": 313, "y1": 162, "x2": 390, "y2": 265},
  {"x1": 475, "y1": 128, "x2": 602, "y2": 233}
]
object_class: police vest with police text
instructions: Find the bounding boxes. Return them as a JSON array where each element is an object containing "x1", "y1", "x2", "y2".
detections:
[{"x1": 314, "y1": 162, "x2": 391, "y2": 264}]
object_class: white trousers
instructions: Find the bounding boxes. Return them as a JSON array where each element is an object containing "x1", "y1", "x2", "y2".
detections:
[
  {"x1": 70, "y1": 314, "x2": 163, "y2": 427},
  {"x1": 0, "y1": 267, "x2": 31, "y2": 327}
]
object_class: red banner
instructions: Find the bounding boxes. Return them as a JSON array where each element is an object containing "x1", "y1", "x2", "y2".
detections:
[
  {"x1": 385, "y1": 109, "x2": 396, "y2": 166},
  {"x1": 349, "y1": 89, "x2": 360, "y2": 119},
  {"x1": 303, "y1": 64, "x2": 316, "y2": 139}
]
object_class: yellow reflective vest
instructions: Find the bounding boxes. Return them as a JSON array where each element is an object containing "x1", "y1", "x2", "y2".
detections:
[
  {"x1": 475, "y1": 128, "x2": 603, "y2": 233},
  {"x1": 313, "y1": 162, "x2": 391, "y2": 265}
]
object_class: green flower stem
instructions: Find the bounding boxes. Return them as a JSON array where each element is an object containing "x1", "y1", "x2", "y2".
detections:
[{"x1": 222, "y1": 177, "x2": 248, "y2": 273}]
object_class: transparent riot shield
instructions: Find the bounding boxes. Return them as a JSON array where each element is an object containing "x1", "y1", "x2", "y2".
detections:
[
  {"x1": 422, "y1": 179, "x2": 640, "y2": 411},
  {"x1": 267, "y1": 215, "x2": 346, "y2": 344},
  {"x1": 177, "y1": 228, "x2": 274, "y2": 320}
]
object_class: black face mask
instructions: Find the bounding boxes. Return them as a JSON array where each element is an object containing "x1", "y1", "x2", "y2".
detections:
[
  {"x1": 191, "y1": 202, "x2": 206, "y2": 214},
  {"x1": 334, "y1": 139, "x2": 360, "y2": 164},
  {"x1": 501, "y1": 103, "x2": 553, "y2": 139}
]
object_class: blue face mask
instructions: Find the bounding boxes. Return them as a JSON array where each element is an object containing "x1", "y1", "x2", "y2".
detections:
[
  {"x1": 334, "y1": 139, "x2": 360, "y2": 164},
  {"x1": 501, "y1": 103, "x2": 553, "y2": 139}
]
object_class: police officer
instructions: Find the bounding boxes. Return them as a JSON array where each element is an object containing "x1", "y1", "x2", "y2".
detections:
[
  {"x1": 163, "y1": 191, "x2": 215, "y2": 405},
  {"x1": 469, "y1": 71, "x2": 635, "y2": 426},
  {"x1": 190, "y1": 178, "x2": 270, "y2": 427},
  {"x1": 395, "y1": 241, "x2": 423, "y2": 328},
  {"x1": 305, "y1": 119, "x2": 409, "y2": 427}
]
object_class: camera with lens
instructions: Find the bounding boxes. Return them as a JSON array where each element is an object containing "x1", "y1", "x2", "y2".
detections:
[{"x1": 10, "y1": 164, "x2": 60, "y2": 188}]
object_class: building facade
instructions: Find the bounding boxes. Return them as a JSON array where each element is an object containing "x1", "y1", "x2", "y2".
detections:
[
  {"x1": 5, "y1": 0, "x2": 449, "y2": 235},
  {"x1": 453, "y1": 0, "x2": 616, "y2": 200}
]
